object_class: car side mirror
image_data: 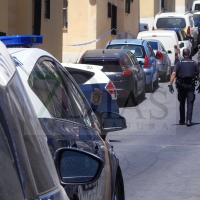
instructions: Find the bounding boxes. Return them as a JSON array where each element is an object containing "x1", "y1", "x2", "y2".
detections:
[
  {"x1": 167, "y1": 50, "x2": 172, "y2": 54},
  {"x1": 179, "y1": 42, "x2": 184, "y2": 48},
  {"x1": 100, "y1": 112, "x2": 127, "y2": 132},
  {"x1": 54, "y1": 148, "x2": 104, "y2": 185}
]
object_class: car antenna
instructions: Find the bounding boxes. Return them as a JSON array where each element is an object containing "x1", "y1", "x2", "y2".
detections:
[{"x1": 75, "y1": 45, "x2": 83, "y2": 63}]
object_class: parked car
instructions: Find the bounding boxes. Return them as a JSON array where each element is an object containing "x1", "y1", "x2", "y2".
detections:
[
  {"x1": 61, "y1": 63, "x2": 119, "y2": 118},
  {"x1": 139, "y1": 23, "x2": 149, "y2": 32},
  {"x1": 158, "y1": 28, "x2": 193, "y2": 57},
  {"x1": 79, "y1": 49, "x2": 146, "y2": 104},
  {"x1": 0, "y1": 40, "x2": 105, "y2": 200},
  {"x1": 1, "y1": 35, "x2": 126, "y2": 200},
  {"x1": 153, "y1": 12, "x2": 198, "y2": 50},
  {"x1": 192, "y1": 0, "x2": 200, "y2": 11},
  {"x1": 137, "y1": 30, "x2": 180, "y2": 71},
  {"x1": 146, "y1": 39, "x2": 171, "y2": 81},
  {"x1": 104, "y1": 39, "x2": 159, "y2": 92},
  {"x1": 193, "y1": 11, "x2": 200, "y2": 43}
]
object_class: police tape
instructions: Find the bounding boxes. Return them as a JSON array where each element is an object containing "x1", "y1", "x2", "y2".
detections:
[{"x1": 63, "y1": 28, "x2": 117, "y2": 46}]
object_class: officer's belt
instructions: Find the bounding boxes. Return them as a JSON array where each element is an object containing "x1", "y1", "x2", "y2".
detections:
[{"x1": 177, "y1": 77, "x2": 196, "y2": 85}]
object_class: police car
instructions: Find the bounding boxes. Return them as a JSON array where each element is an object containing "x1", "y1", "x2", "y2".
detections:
[
  {"x1": 61, "y1": 63, "x2": 119, "y2": 119},
  {"x1": 0, "y1": 35, "x2": 126, "y2": 200}
]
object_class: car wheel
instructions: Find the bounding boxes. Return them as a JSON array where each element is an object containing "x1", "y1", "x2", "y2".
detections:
[
  {"x1": 140, "y1": 86, "x2": 146, "y2": 100},
  {"x1": 146, "y1": 80, "x2": 153, "y2": 93},
  {"x1": 113, "y1": 167, "x2": 125, "y2": 200},
  {"x1": 154, "y1": 76, "x2": 159, "y2": 88}
]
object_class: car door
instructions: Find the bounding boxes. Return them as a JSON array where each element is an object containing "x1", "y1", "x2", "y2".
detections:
[
  {"x1": 128, "y1": 51, "x2": 144, "y2": 94},
  {"x1": 28, "y1": 57, "x2": 115, "y2": 200},
  {"x1": 160, "y1": 42, "x2": 170, "y2": 67},
  {"x1": 147, "y1": 43, "x2": 157, "y2": 81},
  {"x1": 190, "y1": 16, "x2": 198, "y2": 47}
]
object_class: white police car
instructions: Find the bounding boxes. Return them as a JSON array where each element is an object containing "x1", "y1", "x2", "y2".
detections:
[
  {"x1": 61, "y1": 63, "x2": 119, "y2": 119},
  {"x1": 0, "y1": 35, "x2": 126, "y2": 200}
]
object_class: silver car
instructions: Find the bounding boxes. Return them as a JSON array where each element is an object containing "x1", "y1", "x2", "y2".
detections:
[{"x1": 147, "y1": 39, "x2": 171, "y2": 82}]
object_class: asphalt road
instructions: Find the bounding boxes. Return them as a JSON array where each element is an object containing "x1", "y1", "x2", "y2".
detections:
[{"x1": 107, "y1": 52, "x2": 200, "y2": 200}]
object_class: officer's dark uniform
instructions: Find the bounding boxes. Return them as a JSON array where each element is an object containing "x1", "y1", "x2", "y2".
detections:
[{"x1": 174, "y1": 58, "x2": 199, "y2": 123}]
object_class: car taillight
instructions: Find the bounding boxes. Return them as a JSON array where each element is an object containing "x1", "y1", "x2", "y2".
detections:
[
  {"x1": 174, "y1": 45, "x2": 178, "y2": 57},
  {"x1": 187, "y1": 26, "x2": 191, "y2": 35},
  {"x1": 152, "y1": 26, "x2": 155, "y2": 30},
  {"x1": 156, "y1": 51, "x2": 163, "y2": 60},
  {"x1": 144, "y1": 55, "x2": 150, "y2": 68},
  {"x1": 105, "y1": 81, "x2": 117, "y2": 100},
  {"x1": 119, "y1": 61, "x2": 132, "y2": 75}
]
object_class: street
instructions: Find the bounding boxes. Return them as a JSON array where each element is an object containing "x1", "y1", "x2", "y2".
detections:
[{"x1": 107, "y1": 52, "x2": 200, "y2": 200}]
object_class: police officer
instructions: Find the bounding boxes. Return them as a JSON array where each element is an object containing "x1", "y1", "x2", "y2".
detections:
[{"x1": 168, "y1": 48, "x2": 200, "y2": 126}]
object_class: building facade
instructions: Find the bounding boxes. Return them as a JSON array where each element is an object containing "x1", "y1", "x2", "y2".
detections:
[
  {"x1": 0, "y1": 0, "x2": 63, "y2": 61},
  {"x1": 62, "y1": 0, "x2": 140, "y2": 63},
  {"x1": 140, "y1": 0, "x2": 195, "y2": 30}
]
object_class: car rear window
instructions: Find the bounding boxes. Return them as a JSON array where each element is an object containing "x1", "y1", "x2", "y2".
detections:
[
  {"x1": 148, "y1": 41, "x2": 158, "y2": 50},
  {"x1": 106, "y1": 44, "x2": 144, "y2": 58},
  {"x1": 82, "y1": 60, "x2": 122, "y2": 72},
  {"x1": 195, "y1": 4, "x2": 200, "y2": 11},
  {"x1": 65, "y1": 67, "x2": 95, "y2": 84},
  {"x1": 156, "y1": 17, "x2": 186, "y2": 28}
]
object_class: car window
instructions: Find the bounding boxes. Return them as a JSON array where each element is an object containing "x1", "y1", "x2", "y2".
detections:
[
  {"x1": 148, "y1": 41, "x2": 158, "y2": 50},
  {"x1": 0, "y1": 113, "x2": 24, "y2": 199},
  {"x1": 147, "y1": 44, "x2": 155, "y2": 57},
  {"x1": 160, "y1": 43, "x2": 167, "y2": 52},
  {"x1": 107, "y1": 44, "x2": 145, "y2": 58},
  {"x1": 156, "y1": 17, "x2": 186, "y2": 28},
  {"x1": 65, "y1": 67, "x2": 95, "y2": 84},
  {"x1": 195, "y1": 4, "x2": 200, "y2": 11},
  {"x1": 28, "y1": 58, "x2": 100, "y2": 130}
]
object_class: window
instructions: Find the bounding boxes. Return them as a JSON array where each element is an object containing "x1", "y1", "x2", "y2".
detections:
[
  {"x1": 0, "y1": 114, "x2": 24, "y2": 199},
  {"x1": 156, "y1": 18, "x2": 186, "y2": 28},
  {"x1": 195, "y1": 4, "x2": 200, "y2": 11},
  {"x1": 111, "y1": 5, "x2": 117, "y2": 35},
  {"x1": 45, "y1": 0, "x2": 50, "y2": 19},
  {"x1": 33, "y1": 0, "x2": 42, "y2": 34},
  {"x1": 65, "y1": 68, "x2": 95, "y2": 84},
  {"x1": 108, "y1": 2, "x2": 111, "y2": 18},
  {"x1": 125, "y1": 0, "x2": 130, "y2": 14},
  {"x1": 63, "y1": 0, "x2": 68, "y2": 28},
  {"x1": 28, "y1": 58, "x2": 99, "y2": 130},
  {"x1": 107, "y1": 44, "x2": 145, "y2": 58},
  {"x1": 148, "y1": 41, "x2": 158, "y2": 50}
]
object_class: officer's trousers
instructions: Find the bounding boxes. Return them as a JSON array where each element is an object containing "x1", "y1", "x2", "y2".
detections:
[{"x1": 177, "y1": 84, "x2": 195, "y2": 122}]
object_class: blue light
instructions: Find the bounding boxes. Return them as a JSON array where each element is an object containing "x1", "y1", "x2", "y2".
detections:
[{"x1": 0, "y1": 35, "x2": 43, "y2": 47}]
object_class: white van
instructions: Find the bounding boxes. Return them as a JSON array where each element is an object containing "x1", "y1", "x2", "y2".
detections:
[
  {"x1": 137, "y1": 30, "x2": 180, "y2": 70},
  {"x1": 192, "y1": 0, "x2": 200, "y2": 11}
]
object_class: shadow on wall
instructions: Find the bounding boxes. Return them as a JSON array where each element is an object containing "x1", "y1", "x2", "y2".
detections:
[{"x1": 89, "y1": 0, "x2": 96, "y2": 5}]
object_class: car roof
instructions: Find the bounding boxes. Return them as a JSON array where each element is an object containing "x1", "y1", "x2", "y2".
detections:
[
  {"x1": 158, "y1": 28, "x2": 182, "y2": 32},
  {"x1": 0, "y1": 41, "x2": 16, "y2": 86},
  {"x1": 138, "y1": 30, "x2": 177, "y2": 36},
  {"x1": 8, "y1": 47, "x2": 56, "y2": 76},
  {"x1": 83, "y1": 49, "x2": 126, "y2": 58},
  {"x1": 108, "y1": 39, "x2": 144, "y2": 45},
  {"x1": 145, "y1": 39, "x2": 160, "y2": 43},
  {"x1": 157, "y1": 12, "x2": 192, "y2": 17}
]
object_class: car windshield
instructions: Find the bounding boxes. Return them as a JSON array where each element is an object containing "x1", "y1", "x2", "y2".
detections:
[
  {"x1": 107, "y1": 45, "x2": 144, "y2": 58},
  {"x1": 156, "y1": 17, "x2": 186, "y2": 28},
  {"x1": 148, "y1": 41, "x2": 158, "y2": 50},
  {"x1": 28, "y1": 59, "x2": 100, "y2": 131}
]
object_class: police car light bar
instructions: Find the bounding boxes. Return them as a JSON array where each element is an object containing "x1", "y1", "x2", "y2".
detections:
[{"x1": 0, "y1": 35, "x2": 43, "y2": 47}]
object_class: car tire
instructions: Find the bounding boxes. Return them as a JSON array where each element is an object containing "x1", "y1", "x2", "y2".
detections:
[
  {"x1": 140, "y1": 86, "x2": 146, "y2": 100},
  {"x1": 161, "y1": 70, "x2": 168, "y2": 82},
  {"x1": 113, "y1": 167, "x2": 125, "y2": 200},
  {"x1": 154, "y1": 76, "x2": 159, "y2": 88},
  {"x1": 146, "y1": 80, "x2": 153, "y2": 93}
]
